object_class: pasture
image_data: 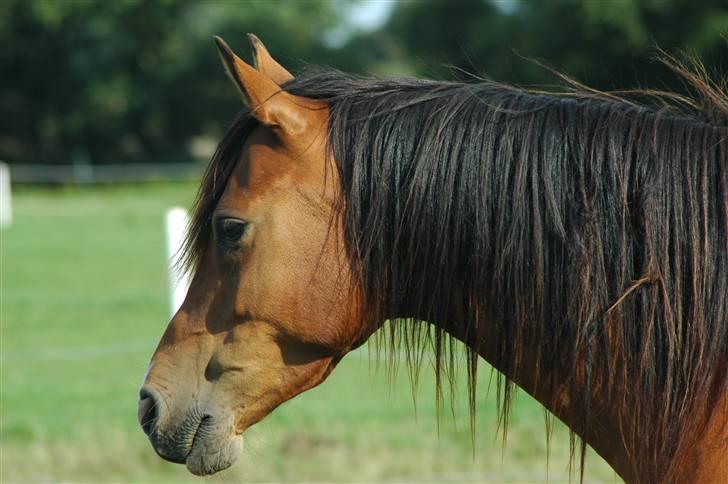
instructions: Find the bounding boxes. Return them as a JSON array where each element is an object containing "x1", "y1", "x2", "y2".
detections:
[{"x1": 1, "y1": 184, "x2": 618, "y2": 482}]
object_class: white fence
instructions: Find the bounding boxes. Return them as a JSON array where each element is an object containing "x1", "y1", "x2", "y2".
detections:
[
  {"x1": 8, "y1": 162, "x2": 205, "y2": 184},
  {"x1": 165, "y1": 207, "x2": 192, "y2": 317},
  {"x1": 1, "y1": 162, "x2": 12, "y2": 228}
]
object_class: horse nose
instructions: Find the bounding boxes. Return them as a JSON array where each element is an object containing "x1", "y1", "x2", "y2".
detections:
[{"x1": 138, "y1": 388, "x2": 159, "y2": 436}]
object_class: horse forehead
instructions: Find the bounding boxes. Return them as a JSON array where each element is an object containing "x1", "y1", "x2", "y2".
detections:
[{"x1": 222, "y1": 131, "x2": 295, "y2": 202}]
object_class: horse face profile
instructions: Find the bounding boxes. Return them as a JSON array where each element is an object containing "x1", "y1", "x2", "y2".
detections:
[{"x1": 138, "y1": 37, "x2": 365, "y2": 475}]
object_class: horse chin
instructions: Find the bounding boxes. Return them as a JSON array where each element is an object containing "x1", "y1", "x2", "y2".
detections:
[{"x1": 185, "y1": 430, "x2": 243, "y2": 476}]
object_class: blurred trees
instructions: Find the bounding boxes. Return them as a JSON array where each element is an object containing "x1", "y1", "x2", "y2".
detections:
[
  {"x1": 0, "y1": 0, "x2": 341, "y2": 165},
  {"x1": 379, "y1": 0, "x2": 728, "y2": 89},
  {"x1": 1, "y1": 0, "x2": 726, "y2": 166}
]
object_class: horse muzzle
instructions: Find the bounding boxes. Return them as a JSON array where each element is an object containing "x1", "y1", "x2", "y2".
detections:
[{"x1": 137, "y1": 385, "x2": 242, "y2": 475}]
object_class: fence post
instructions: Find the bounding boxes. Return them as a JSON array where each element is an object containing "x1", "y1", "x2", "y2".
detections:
[
  {"x1": 0, "y1": 162, "x2": 11, "y2": 229},
  {"x1": 165, "y1": 207, "x2": 191, "y2": 318}
]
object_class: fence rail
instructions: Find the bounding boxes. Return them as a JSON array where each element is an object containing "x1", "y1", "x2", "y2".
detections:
[{"x1": 8, "y1": 162, "x2": 205, "y2": 184}]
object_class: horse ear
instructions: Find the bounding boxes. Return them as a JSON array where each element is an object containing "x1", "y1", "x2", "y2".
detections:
[
  {"x1": 247, "y1": 33, "x2": 294, "y2": 85},
  {"x1": 214, "y1": 36, "x2": 304, "y2": 134}
]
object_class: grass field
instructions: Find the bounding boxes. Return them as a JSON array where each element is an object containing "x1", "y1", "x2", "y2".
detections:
[{"x1": 1, "y1": 183, "x2": 620, "y2": 482}]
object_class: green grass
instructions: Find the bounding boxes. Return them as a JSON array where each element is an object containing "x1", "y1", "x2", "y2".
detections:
[{"x1": 1, "y1": 184, "x2": 619, "y2": 482}]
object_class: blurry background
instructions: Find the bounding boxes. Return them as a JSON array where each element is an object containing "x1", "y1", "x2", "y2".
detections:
[{"x1": 1, "y1": 0, "x2": 726, "y2": 482}]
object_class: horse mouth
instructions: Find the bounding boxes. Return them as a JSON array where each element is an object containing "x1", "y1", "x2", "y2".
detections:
[
  {"x1": 183, "y1": 415, "x2": 243, "y2": 476},
  {"x1": 189, "y1": 414, "x2": 213, "y2": 454},
  {"x1": 147, "y1": 410, "x2": 243, "y2": 476}
]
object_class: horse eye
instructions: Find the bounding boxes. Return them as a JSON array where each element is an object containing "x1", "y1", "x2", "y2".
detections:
[{"x1": 216, "y1": 217, "x2": 248, "y2": 245}]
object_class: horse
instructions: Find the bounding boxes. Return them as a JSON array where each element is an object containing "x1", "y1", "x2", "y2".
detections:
[{"x1": 137, "y1": 34, "x2": 728, "y2": 482}]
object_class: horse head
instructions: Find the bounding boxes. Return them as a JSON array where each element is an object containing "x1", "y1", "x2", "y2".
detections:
[{"x1": 138, "y1": 36, "x2": 366, "y2": 475}]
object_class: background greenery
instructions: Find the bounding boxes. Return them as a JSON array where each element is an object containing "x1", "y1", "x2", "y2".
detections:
[{"x1": 2, "y1": 0, "x2": 726, "y2": 166}]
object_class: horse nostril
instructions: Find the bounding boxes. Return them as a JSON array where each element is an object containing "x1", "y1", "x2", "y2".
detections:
[{"x1": 138, "y1": 389, "x2": 158, "y2": 436}]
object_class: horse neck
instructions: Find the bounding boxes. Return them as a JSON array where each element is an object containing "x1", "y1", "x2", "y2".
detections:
[
  {"x1": 434, "y1": 308, "x2": 635, "y2": 481},
  {"x1": 438, "y1": 309, "x2": 728, "y2": 483},
  {"x1": 381, "y1": 98, "x2": 728, "y2": 481},
  {"x1": 342, "y1": 83, "x2": 727, "y2": 481},
  {"x1": 669, "y1": 388, "x2": 728, "y2": 482}
]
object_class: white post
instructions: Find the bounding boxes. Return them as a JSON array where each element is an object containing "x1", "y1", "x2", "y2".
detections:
[
  {"x1": 165, "y1": 207, "x2": 191, "y2": 318},
  {"x1": 0, "y1": 162, "x2": 11, "y2": 229}
]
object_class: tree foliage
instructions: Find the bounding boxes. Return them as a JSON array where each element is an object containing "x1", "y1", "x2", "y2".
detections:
[
  {"x1": 1, "y1": 0, "x2": 340, "y2": 164},
  {"x1": 380, "y1": 0, "x2": 728, "y2": 89},
  {"x1": 1, "y1": 0, "x2": 726, "y2": 165}
]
